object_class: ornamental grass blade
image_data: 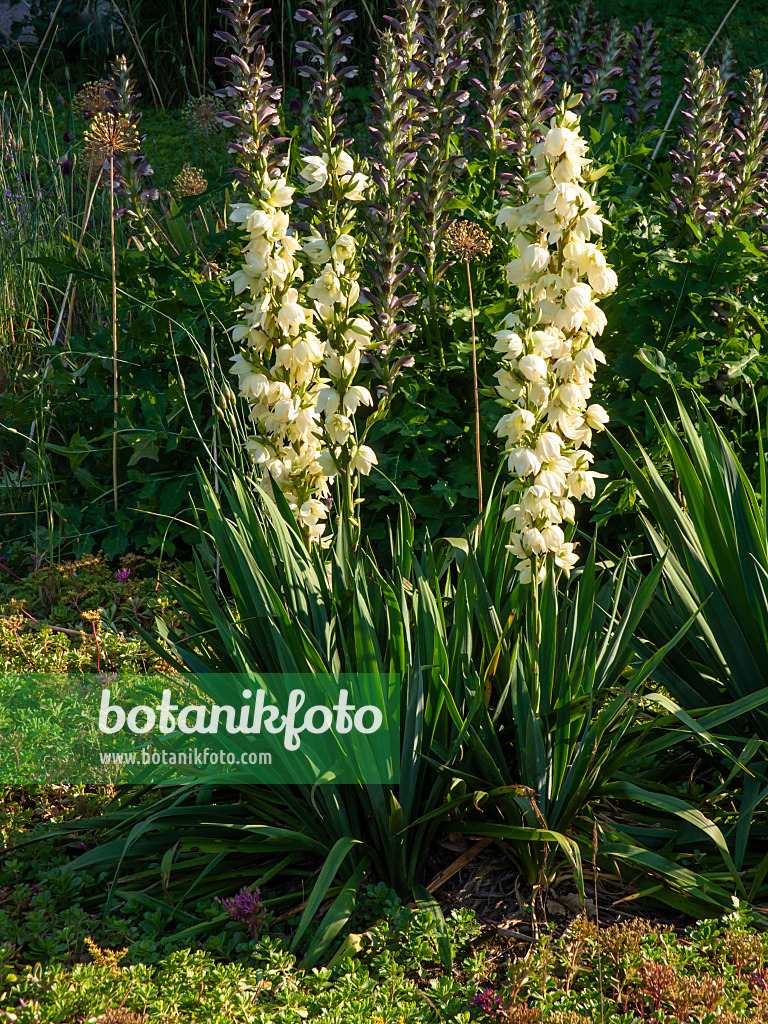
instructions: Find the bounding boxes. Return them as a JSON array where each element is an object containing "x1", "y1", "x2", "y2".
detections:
[
  {"x1": 599, "y1": 841, "x2": 737, "y2": 916},
  {"x1": 736, "y1": 771, "x2": 768, "y2": 873}
]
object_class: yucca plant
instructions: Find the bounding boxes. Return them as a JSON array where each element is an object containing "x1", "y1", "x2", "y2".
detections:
[
  {"x1": 609, "y1": 397, "x2": 768, "y2": 900},
  {"x1": 440, "y1": 544, "x2": 756, "y2": 917},
  {"x1": 59, "y1": 462, "x2": 526, "y2": 959},
  {"x1": 613, "y1": 396, "x2": 768, "y2": 740}
]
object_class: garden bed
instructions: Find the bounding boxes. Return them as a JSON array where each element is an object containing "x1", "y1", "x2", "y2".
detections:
[{"x1": 2, "y1": 0, "x2": 768, "y2": 1020}]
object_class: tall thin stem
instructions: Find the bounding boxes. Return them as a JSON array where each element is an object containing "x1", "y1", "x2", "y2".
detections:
[
  {"x1": 110, "y1": 155, "x2": 119, "y2": 513},
  {"x1": 530, "y1": 566, "x2": 541, "y2": 708},
  {"x1": 466, "y1": 259, "x2": 483, "y2": 514},
  {"x1": 211, "y1": 326, "x2": 221, "y2": 591}
]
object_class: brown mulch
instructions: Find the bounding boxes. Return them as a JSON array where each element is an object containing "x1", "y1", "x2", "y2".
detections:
[{"x1": 421, "y1": 830, "x2": 686, "y2": 948}]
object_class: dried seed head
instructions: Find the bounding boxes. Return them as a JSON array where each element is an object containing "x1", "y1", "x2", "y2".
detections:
[
  {"x1": 185, "y1": 95, "x2": 222, "y2": 138},
  {"x1": 200, "y1": 260, "x2": 223, "y2": 280},
  {"x1": 172, "y1": 165, "x2": 208, "y2": 199},
  {"x1": 72, "y1": 80, "x2": 109, "y2": 121},
  {"x1": 443, "y1": 219, "x2": 493, "y2": 262},
  {"x1": 83, "y1": 112, "x2": 140, "y2": 159}
]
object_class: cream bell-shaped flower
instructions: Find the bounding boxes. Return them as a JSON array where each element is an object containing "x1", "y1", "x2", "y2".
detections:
[
  {"x1": 493, "y1": 330, "x2": 524, "y2": 358},
  {"x1": 331, "y1": 233, "x2": 357, "y2": 263},
  {"x1": 267, "y1": 178, "x2": 295, "y2": 208},
  {"x1": 519, "y1": 353, "x2": 548, "y2": 382},
  {"x1": 496, "y1": 407, "x2": 535, "y2": 444},
  {"x1": 315, "y1": 386, "x2": 341, "y2": 417},
  {"x1": 326, "y1": 413, "x2": 354, "y2": 445},
  {"x1": 508, "y1": 447, "x2": 541, "y2": 477},
  {"x1": 344, "y1": 172, "x2": 370, "y2": 202},
  {"x1": 308, "y1": 265, "x2": 343, "y2": 305},
  {"x1": 350, "y1": 444, "x2": 377, "y2": 475},
  {"x1": 303, "y1": 236, "x2": 332, "y2": 264},
  {"x1": 535, "y1": 432, "x2": 563, "y2": 462},
  {"x1": 342, "y1": 385, "x2": 373, "y2": 414},
  {"x1": 299, "y1": 155, "x2": 329, "y2": 193}
]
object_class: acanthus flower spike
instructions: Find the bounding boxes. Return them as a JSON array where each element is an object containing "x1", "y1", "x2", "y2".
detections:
[
  {"x1": 294, "y1": 0, "x2": 358, "y2": 149},
  {"x1": 384, "y1": 0, "x2": 424, "y2": 132},
  {"x1": 506, "y1": 11, "x2": 556, "y2": 184},
  {"x1": 467, "y1": 0, "x2": 518, "y2": 186},
  {"x1": 214, "y1": 0, "x2": 284, "y2": 187},
  {"x1": 722, "y1": 68, "x2": 768, "y2": 228},
  {"x1": 581, "y1": 18, "x2": 625, "y2": 114},
  {"x1": 365, "y1": 29, "x2": 419, "y2": 348},
  {"x1": 625, "y1": 19, "x2": 662, "y2": 134},
  {"x1": 103, "y1": 56, "x2": 159, "y2": 243},
  {"x1": 558, "y1": 0, "x2": 600, "y2": 107},
  {"x1": 408, "y1": 0, "x2": 469, "y2": 343},
  {"x1": 670, "y1": 51, "x2": 728, "y2": 229}
]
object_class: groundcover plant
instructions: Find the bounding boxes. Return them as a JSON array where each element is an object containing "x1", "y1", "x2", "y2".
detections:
[{"x1": 1, "y1": 0, "x2": 768, "y2": 1020}]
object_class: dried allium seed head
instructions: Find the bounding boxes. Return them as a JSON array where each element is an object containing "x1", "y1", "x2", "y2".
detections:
[
  {"x1": 72, "y1": 80, "x2": 109, "y2": 121},
  {"x1": 185, "y1": 95, "x2": 222, "y2": 138},
  {"x1": 83, "y1": 113, "x2": 140, "y2": 159},
  {"x1": 443, "y1": 219, "x2": 492, "y2": 261},
  {"x1": 172, "y1": 166, "x2": 208, "y2": 198}
]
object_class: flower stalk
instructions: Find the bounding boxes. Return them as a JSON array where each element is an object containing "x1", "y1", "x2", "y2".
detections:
[
  {"x1": 219, "y1": 0, "x2": 330, "y2": 545},
  {"x1": 295, "y1": 0, "x2": 376, "y2": 546},
  {"x1": 83, "y1": 111, "x2": 140, "y2": 513},
  {"x1": 468, "y1": 259, "x2": 482, "y2": 515},
  {"x1": 493, "y1": 86, "x2": 616, "y2": 583},
  {"x1": 110, "y1": 154, "x2": 118, "y2": 513},
  {"x1": 444, "y1": 218, "x2": 492, "y2": 514}
]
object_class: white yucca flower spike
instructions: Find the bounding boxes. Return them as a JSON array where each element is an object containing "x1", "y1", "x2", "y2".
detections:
[
  {"x1": 227, "y1": 182, "x2": 334, "y2": 547},
  {"x1": 493, "y1": 87, "x2": 616, "y2": 583},
  {"x1": 297, "y1": 133, "x2": 376, "y2": 546}
]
